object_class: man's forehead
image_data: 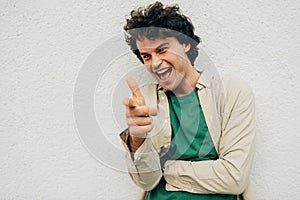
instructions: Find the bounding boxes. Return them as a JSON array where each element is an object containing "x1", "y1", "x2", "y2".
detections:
[{"x1": 136, "y1": 36, "x2": 174, "y2": 50}]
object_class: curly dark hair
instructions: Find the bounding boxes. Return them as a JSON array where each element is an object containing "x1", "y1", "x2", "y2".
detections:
[{"x1": 124, "y1": 1, "x2": 201, "y2": 65}]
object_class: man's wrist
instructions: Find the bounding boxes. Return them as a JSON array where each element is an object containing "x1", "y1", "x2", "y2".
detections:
[{"x1": 127, "y1": 130, "x2": 146, "y2": 153}]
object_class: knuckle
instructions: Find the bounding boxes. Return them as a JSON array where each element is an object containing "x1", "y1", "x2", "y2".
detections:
[
  {"x1": 148, "y1": 117, "x2": 153, "y2": 124},
  {"x1": 144, "y1": 117, "x2": 151, "y2": 125},
  {"x1": 143, "y1": 107, "x2": 150, "y2": 115}
]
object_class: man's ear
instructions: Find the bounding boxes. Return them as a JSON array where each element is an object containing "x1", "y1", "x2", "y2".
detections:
[{"x1": 184, "y1": 43, "x2": 191, "y2": 52}]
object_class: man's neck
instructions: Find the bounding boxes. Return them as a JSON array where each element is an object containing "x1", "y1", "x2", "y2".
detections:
[{"x1": 172, "y1": 68, "x2": 200, "y2": 97}]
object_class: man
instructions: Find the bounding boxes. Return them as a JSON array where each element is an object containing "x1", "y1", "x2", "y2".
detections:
[{"x1": 120, "y1": 2, "x2": 256, "y2": 200}]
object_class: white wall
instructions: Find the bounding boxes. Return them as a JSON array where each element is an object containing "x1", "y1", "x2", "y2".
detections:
[{"x1": 1, "y1": 0, "x2": 299, "y2": 199}]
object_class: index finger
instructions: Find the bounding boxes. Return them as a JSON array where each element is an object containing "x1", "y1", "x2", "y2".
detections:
[{"x1": 126, "y1": 77, "x2": 143, "y2": 99}]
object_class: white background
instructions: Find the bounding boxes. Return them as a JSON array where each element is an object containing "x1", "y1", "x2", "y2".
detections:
[{"x1": 1, "y1": 0, "x2": 299, "y2": 199}]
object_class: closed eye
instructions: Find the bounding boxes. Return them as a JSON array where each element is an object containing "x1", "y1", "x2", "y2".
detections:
[{"x1": 157, "y1": 47, "x2": 167, "y2": 54}]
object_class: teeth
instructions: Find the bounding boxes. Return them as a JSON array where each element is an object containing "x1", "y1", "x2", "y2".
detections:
[{"x1": 156, "y1": 68, "x2": 170, "y2": 75}]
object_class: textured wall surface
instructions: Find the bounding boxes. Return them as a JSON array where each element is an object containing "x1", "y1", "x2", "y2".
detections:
[{"x1": 1, "y1": 0, "x2": 299, "y2": 199}]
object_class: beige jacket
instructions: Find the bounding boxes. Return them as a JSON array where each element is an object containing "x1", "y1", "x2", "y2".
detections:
[{"x1": 120, "y1": 68, "x2": 256, "y2": 200}]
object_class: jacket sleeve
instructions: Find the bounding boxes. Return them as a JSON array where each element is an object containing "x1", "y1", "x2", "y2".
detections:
[
  {"x1": 120, "y1": 129, "x2": 163, "y2": 191},
  {"x1": 163, "y1": 81, "x2": 256, "y2": 195}
]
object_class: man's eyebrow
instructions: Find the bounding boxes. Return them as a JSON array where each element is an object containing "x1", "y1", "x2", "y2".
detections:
[
  {"x1": 155, "y1": 42, "x2": 169, "y2": 51},
  {"x1": 139, "y1": 42, "x2": 169, "y2": 55}
]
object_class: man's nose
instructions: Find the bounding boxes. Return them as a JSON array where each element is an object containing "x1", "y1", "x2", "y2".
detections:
[{"x1": 151, "y1": 55, "x2": 162, "y2": 70}]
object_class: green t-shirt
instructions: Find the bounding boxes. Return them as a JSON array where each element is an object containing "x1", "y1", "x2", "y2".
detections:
[{"x1": 146, "y1": 89, "x2": 236, "y2": 200}]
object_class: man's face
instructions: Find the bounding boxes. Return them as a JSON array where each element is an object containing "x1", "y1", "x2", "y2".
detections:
[{"x1": 136, "y1": 36, "x2": 193, "y2": 94}]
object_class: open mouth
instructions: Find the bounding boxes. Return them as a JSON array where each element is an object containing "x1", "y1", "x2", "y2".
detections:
[{"x1": 155, "y1": 67, "x2": 172, "y2": 81}]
